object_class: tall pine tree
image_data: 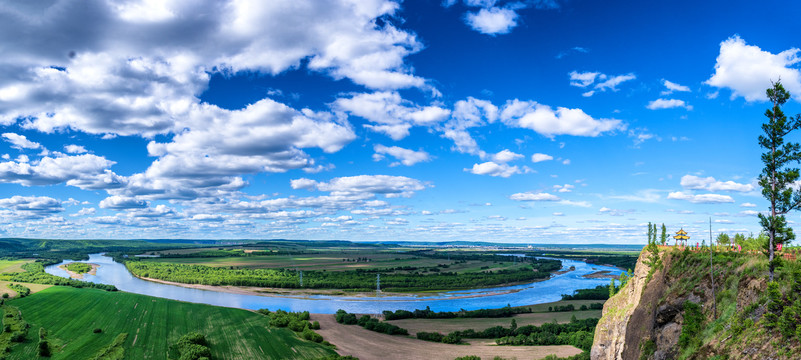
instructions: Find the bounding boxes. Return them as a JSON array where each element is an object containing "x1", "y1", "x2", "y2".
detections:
[{"x1": 758, "y1": 81, "x2": 801, "y2": 281}]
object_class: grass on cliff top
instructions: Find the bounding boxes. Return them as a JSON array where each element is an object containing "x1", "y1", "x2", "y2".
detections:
[
  {"x1": 1, "y1": 286, "x2": 336, "y2": 359},
  {"x1": 656, "y1": 248, "x2": 801, "y2": 359}
]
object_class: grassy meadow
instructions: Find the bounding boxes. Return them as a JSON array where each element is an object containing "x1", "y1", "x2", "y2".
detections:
[{"x1": 1, "y1": 286, "x2": 336, "y2": 359}]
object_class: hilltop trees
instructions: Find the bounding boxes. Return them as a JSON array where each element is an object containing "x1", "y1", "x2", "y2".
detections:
[{"x1": 758, "y1": 81, "x2": 801, "y2": 281}]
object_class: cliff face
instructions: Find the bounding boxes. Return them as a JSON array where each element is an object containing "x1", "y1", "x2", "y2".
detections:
[{"x1": 591, "y1": 247, "x2": 800, "y2": 360}]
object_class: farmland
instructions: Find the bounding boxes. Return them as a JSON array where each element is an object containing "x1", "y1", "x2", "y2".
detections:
[
  {"x1": 0, "y1": 259, "x2": 51, "y2": 298},
  {"x1": 124, "y1": 242, "x2": 569, "y2": 292},
  {"x1": 385, "y1": 300, "x2": 603, "y2": 335},
  {"x1": 0, "y1": 286, "x2": 336, "y2": 359}
]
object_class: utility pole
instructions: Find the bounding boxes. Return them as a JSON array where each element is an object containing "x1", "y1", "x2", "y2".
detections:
[
  {"x1": 299, "y1": 270, "x2": 303, "y2": 288},
  {"x1": 709, "y1": 217, "x2": 717, "y2": 319},
  {"x1": 376, "y1": 274, "x2": 381, "y2": 293}
]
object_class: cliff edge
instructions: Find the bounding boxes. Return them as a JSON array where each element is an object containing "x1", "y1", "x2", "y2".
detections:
[{"x1": 591, "y1": 246, "x2": 801, "y2": 360}]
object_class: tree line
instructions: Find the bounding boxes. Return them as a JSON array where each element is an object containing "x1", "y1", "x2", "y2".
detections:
[
  {"x1": 334, "y1": 310, "x2": 408, "y2": 335},
  {"x1": 382, "y1": 304, "x2": 531, "y2": 320}
]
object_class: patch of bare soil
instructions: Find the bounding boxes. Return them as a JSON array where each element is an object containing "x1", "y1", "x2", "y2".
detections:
[
  {"x1": 582, "y1": 270, "x2": 619, "y2": 279},
  {"x1": 313, "y1": 314, "x2": 583, "y2": 360}
]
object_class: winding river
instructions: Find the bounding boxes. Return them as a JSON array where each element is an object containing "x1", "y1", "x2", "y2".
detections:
[{"x1": 45, "y1": 253, "x2": 622, "y2": 314}]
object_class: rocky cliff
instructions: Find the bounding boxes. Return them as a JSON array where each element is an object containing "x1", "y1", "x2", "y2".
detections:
[{"x1": 591, "y1": 246, "x2": 801, "y2": 360}]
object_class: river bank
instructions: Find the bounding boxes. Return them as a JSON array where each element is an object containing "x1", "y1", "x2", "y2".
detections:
[{"x1": 57, "y1": 263, "x2": 100, "y2": 279}]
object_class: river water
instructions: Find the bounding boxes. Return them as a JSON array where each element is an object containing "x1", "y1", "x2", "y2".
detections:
[{"x1": 45, "y1": 253, "x2": 622, "y2": 314}]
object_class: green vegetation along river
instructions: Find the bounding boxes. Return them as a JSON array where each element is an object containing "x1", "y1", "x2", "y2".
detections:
[{"x1": 45, "y1": 254, "x2": 622, "y2": 314}]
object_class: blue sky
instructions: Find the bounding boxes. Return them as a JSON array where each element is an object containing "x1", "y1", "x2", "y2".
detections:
[{"x1": 1, "y1": 0, "x2": 800, "y2": 243}]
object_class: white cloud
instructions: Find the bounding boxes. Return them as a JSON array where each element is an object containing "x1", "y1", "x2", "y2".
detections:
[
  {"x1": 0, "y1": 195, "x2": 63, "y2": 218},
  {"x1": 554, "y1": 184, "x2": 574, "y2": 193},
  {"x1": 667, "y1": 191, "x2": 735, "y2": 204},
  {"x1": 492, "y1": 149, "x2": 523, "y2": 163},
  {"x1": 0, "y1": 154, "x2": 115, "y2": 186},
  {"x1": 646, "y1": 98, "x2": 692, "y2": 110},
  {"x1": 680, "y1": 175, "x2": 754, "y2": 192},
  {"x1": 2, "y1": 133, "x2": 41, "y2": 150},
  {"x1": 441, "y1": 97, "x2": 498, "y2": 156},
  {"x1": 662, "y1": 79, "x2": 691, "y2": 95},
  {"x1": 64, "y1": 144, "x2": 88, "y2": 154},
  {"x1": 509, "y1": 192, "x2": 560, "y2": 201},
  {"x1": 500, "y1": 99, "x2": 625, "y2": 138},
  {"x1": 290, "y1": 175, "x2": 427, "y2": 198},
  {"x1": 334, "y1": 92, "x2": 449, "y2": 140},
  {"x1": 465, "y1": 7, "x2": 518, "y2": 35},
  {"x1": 706, "y1": 35, "x2": 801, "y2": 102},
  {"x1": 595, "y1": 74, "x2": 636, "y2": 92},
  {"x1": 569, "y1": 71, "x2": 636, "y2": 96},
  {"x1": 568, "y1": 71, "x2": 600, "y2": 88},
  {"x1": 466, "y1": 161, "x2": 521, "y2": 177},
  {"x1": 99, "y1": 195, "x2": 148, "y2": 209},
  {"x1": 740, "y1": 202, "x2": 757, "y2": 208},
  {"x1": 373, "y1": 144, "x2": 431, "y2": 166},
  {"x1": 531, "y1": 153, "x2": 554, "y2": 163}
]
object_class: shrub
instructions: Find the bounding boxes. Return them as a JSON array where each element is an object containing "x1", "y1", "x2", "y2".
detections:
[
  {"x1": 442, "y1": 332, "x2": 462, "y2": 344},
  {"x1": 93, "y1": 328, "x2": 102, "y2": 333}
]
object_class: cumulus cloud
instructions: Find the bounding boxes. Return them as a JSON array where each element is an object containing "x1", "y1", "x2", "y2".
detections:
[
  {"x1": 492, "y1": 149, "x2": 523, "y2": 163},
  {"x1": 706, "y1": 35, "x2": 801, "y2": 102},
  {"x1": 500, "y1": 99, "x2": 625, "y2": 138},
  {"x1": 0, "y1": 154, "x2": 115, "y2": 186},
  {"x1": 64, "y1": 144, "x2": 88, "y2": 154},
  {"x1": 440, "y1": 97, "x2": 498, "y2": 157},
  {"x1": 334, "y1": 92, "x2": 449, "y2": 140},
  {"x1": 531, "y1": 153, "x2": 554, "y2": 163},
  {"x1": 2, "y1": 133, "x2": 41, "y2": 150},
  {"x1": 465, "y1": 7, "x2": 519, "y2": 35},
  {"x1": 373, "y1": 144, "x2": 431, "y2": 166},
  {"x1": 646, "y1": 99, "x2": 693, "y2": 110},
  {"x1": 680, "y1": 175, "x2": 754, "y2": 192},
  {"x1": 667, "y1": 191, "x2": 735, "y2": 204},
  {"x1": 457, "y1": 0, "x2": 558, "y2": 35},
  {"x1": 465, "y1": 161, "x2": 521, "y2": 177},
  {"x1": 554, "y1": 184, "x2": 574, "y2": 193},
  {"x1": 289, "y1": 175, "x2": 426, "y2": 198},
  {"x1": 99, "y1": 195, "x2": 148, "y2": 209},
  {"x1": 0, "y1": 195, "x2": 63, "y2": 218},
  {"x1": 509, "y1": 192, "x2": 560, "y2": 201},
  {"x1": 568, "y1": 71, "x2": 636, "y2": 96},
  {"x1": 0, "y1": 1, "x2": 429, "y2": 139}
]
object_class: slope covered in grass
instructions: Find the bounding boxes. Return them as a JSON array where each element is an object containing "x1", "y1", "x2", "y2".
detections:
[{"x1": 1, "y1": 286, "x2": 335, "y2": 359}]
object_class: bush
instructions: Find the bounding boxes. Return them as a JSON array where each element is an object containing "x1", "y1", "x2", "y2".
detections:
[
  {"x1": 442, "y1": 332, "x2": 462, "y2": 344},
  {"x1": 1, "y1": 293, "x2": 7, "y2": 298},
  {"x1": 455, "y1": 356, "x2": 481, "y2": 360},
  {"x1": 10, "y1": 331, "x2": 26, "y2": 342},
  {"x1": 417, "y1": 331, "x2": 444, "y2": 342},
  {"x1": 678, "y1": 301, "x2": 703, "y2": 349},
  {"x1": 38, "y1": 340, "x2": 50, "y2": 357},
  {"x1": 93, "y1": 328, "x2": 102, "y2": 333}
]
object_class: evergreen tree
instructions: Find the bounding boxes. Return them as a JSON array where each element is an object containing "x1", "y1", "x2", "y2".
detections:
[
  {"x1": 660, "y1": 223, "x2": 667, "y2": 245},
  {"x1": 647, "y1": 222, "x2": 653, "y2": 245},
  {"x1": 758, "y1": 81, "x2": 801, "y2": 281}
]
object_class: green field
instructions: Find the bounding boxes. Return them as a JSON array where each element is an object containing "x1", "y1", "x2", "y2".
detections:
[
  {"x1": 386, "y1": 300, "x2": 604, "y2": 335},
  {"x1": 0, "y1": 260, "x2": 30, "y2": 274},
  {"x1": 1, "y1": 286, "x2": 336, "y2": 359}
]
